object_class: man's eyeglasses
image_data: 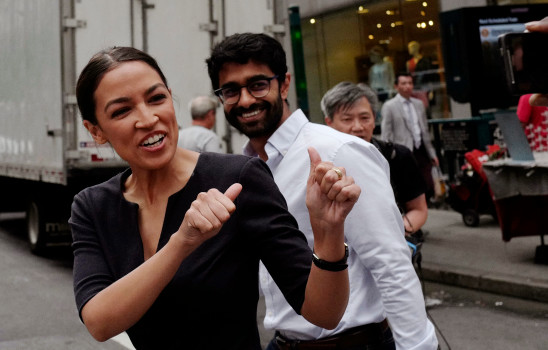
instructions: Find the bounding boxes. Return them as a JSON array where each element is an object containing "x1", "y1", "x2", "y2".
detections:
[{"x1": 214, "y1": 75, "x2": 278, "y2": 105}]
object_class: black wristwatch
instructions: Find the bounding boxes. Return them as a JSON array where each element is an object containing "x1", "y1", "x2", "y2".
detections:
[{"x1": 312, "y1": 243, "x2": 349, "y2": 272}]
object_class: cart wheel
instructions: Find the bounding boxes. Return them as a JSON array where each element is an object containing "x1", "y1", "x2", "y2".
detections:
[{"x1": 462, "y1": 209, "x2": 480, "y2": 227}]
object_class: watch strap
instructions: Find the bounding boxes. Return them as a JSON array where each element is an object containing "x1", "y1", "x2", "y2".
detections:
[{"x1": 312, "y1": 243, "x2": 349, "y2": 272}]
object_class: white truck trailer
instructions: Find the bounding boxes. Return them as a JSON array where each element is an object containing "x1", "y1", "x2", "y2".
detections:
[{"x1": 0, "y1": 0, "x2": 292, "y2": 254}]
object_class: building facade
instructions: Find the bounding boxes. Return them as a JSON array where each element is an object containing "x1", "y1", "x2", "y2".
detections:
[{"x1": 287, "y1": 0, "x2": 548, "y2": 123}]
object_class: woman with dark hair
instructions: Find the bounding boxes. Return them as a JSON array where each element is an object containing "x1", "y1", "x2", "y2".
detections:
[{"x1": 70, "y1": 46, "x2": 359, "y2": 349}]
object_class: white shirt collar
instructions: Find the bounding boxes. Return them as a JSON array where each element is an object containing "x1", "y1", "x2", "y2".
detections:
[
  {"x1": 396, "y1": 93, "x2": 411, "y2": 103},
  {"x1": 243, "y1": 109, "x2": 308, "y2": 162}
]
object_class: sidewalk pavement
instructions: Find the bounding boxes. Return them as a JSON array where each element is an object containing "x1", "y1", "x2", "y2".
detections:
[{"x1": 419, "y1": 208, "x2": 548, "y2": 303}]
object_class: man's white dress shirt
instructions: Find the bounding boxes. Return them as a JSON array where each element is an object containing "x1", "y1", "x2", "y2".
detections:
[{"x1": 244, "y1": 110, "x2": 438, "y2": 350}]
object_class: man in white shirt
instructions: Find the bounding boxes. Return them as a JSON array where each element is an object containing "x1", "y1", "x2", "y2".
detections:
[
  {"x1": 381, "y1": 73, "x2": 438, "y2": 200},
  {"x1": 206, "y1": 33, "x2": 438, "y2": 350},
  {"x1": 178, "y1": 95, "x2": 223, "y2": 152}
]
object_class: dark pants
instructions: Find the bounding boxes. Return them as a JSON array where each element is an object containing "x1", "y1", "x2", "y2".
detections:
[{"x1": 265, "y1": 327, "x2": 395, "y2": 350}]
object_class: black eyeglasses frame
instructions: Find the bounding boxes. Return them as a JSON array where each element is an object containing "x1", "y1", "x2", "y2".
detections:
[{"x1": 214, "y1": 75, "x2": 279, "y2": 105}]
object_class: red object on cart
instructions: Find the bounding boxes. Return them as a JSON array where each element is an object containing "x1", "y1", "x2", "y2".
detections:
[
  {"x1": 464, "y1": 145, "x2": 501, "y2": 182},
  {"x1": 447, "y1": 145, "x2": 502, "y2": 227}
]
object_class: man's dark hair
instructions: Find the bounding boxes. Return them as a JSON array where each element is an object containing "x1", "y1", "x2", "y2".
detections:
[
  {"x1": 206, "y1": 33, "x2": 287, "y2": 90},
  {"x1": 395, "y1": 72, "x2": 414, "y2": 85}
]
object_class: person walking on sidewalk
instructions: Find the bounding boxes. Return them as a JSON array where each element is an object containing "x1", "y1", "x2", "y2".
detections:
[
  {"x1": 207, "y1": 33, "x2": 438, "y2": 350},
  {"x1": 381, "y1": 73, "x2": 439, "y2": 202},
  {"x1": 323, "y1": 81, "x2": 428, "y2": 240}
]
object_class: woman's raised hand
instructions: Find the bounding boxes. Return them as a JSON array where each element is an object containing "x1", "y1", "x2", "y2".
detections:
[{"x1": 178, "y1": 183, "x2": 242, "y2": 247}]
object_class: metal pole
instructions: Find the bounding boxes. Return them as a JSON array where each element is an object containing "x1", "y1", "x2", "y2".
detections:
[
  {"x1": 129, "y1": 0, "x2": 134, "y2": 47},
  {"x1": 141, "y1": 0, "x2": 155, "y2": 52},
  {"x1": 218, "y1": 0, "x2": 234, "y2": 154}
]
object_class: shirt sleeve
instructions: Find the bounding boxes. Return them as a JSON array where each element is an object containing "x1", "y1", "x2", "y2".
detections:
[
  {"x1": 380, "y1": 102, "x2": 394, "y2": 142},
  {"x1": 69, "y1": 190, "x2": 115, "y2": 321},
  {"x1": 416, "y1": 101, "x2": 437, "y2": 160},
  {"x1": 517, "y1": 94, "x2": 532, "y2": 123},
  {"x1": 391, "y1": 144, "x2": 426, "y2": 205},
  {"x1": 237, "y1": 157, "x2": 311, "y2": 315},
  {"x1": 334, "y1": 141, "x2": 438, "y2": 350}
]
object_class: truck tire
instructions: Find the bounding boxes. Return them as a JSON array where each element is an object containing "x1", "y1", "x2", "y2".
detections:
[{"x1": 27, "y1": 200, "x2": 49, "y2": 255}]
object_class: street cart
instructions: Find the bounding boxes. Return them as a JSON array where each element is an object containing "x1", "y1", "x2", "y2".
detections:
[{"x1": 483, "y1": 153, "x2": 548, "y2": 265}]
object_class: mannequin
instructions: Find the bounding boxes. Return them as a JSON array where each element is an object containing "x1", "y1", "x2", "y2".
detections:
[
  {"x1": 406, "y1": 41, "x2": 423, "y2": 74},
  {"x1": 368, "y1": 45, "x2": 394, "y2": 100},
  {"x1": 406, "y1": 40, "x2": 438, "y2": 95}
]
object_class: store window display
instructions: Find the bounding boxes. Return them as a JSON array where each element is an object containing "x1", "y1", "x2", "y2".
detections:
[
  {"x1": 299, "y1": 0, "x2": 449, "y2": 120},
  {"x1": 406, "y1": 41, "x2": 438, "y2": 88}
]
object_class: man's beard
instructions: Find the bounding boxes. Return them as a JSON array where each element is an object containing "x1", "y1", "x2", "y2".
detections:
[{"x1": 224, "y1": 95, "x2": 284, "y2": 138}]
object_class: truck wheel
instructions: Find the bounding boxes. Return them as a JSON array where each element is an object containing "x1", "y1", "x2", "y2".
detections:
[
  {"x1": 462, "y1": 209, "x2": 480, "y2": 227},
  {"x1": 27, "y1": 200, "x2": 49, "y2": 255}
]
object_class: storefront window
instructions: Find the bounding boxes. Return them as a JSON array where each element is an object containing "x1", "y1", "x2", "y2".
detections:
[{"x1": 301, "y1": 0, "x2": 450, "y2": 124}]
